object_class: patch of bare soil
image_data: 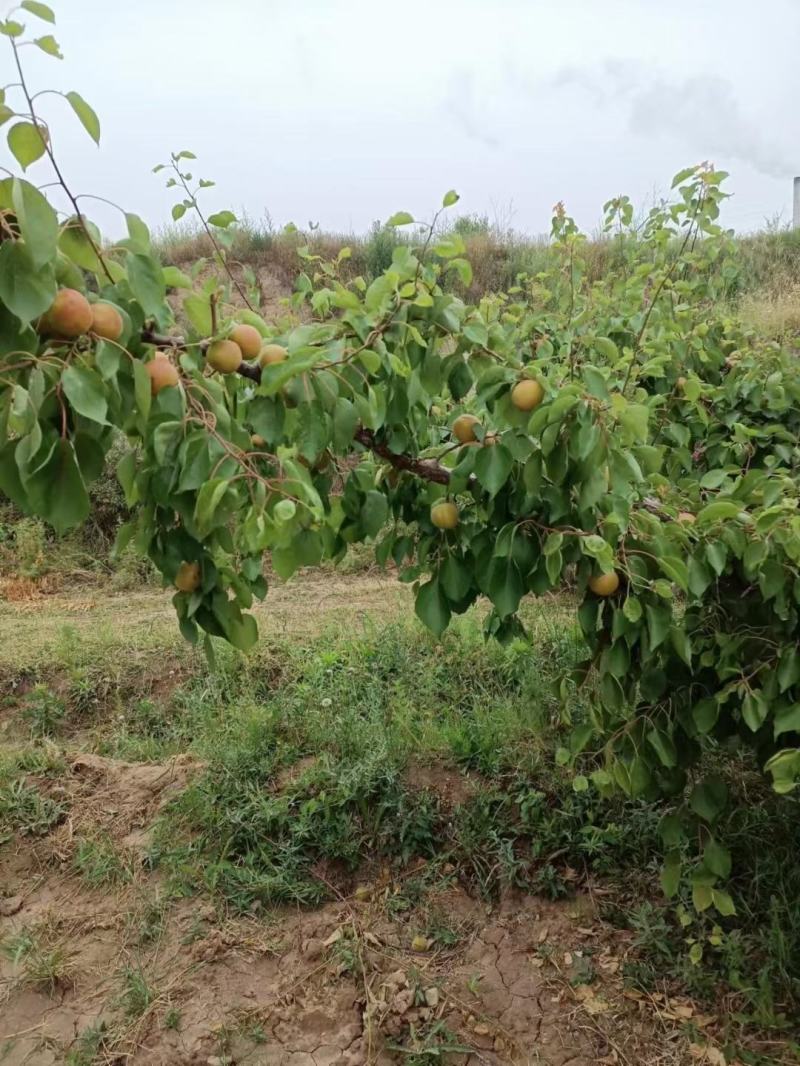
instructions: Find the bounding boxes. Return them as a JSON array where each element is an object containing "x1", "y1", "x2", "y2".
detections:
[
  {"x1": 0, "y1": 757, "x2": 716, "y2": 1066},
  {"x1": 402, "y1": 759, "x2": 480, "y2": 811}
]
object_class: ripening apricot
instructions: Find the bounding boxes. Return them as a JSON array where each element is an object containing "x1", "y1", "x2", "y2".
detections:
[
  {"x1": 250, "y1": 433, "x2": 267, "y2": 448},
  {"x1": 431, "y1": 501, "x2": 459, "y2": 530},
  {"x1": 260, "y1": 343, "x2": 288, "y2": 367},
  {"x1": 174, "y1": 561, "x2": 201, "y2": 593},
  {"x1": 230, "y1": 323, "x2": 262, "y2": 360},
  {"x1": 677, "y1": 511, "x2": 696, "y2": 525},
  {"x1": 90, "y1": 302, "x2": 124, "y2": 341},
  {"x1": 207, "y1": 339, "x2": 243, "y2": 374},
  {"x1": 452, "y1": 414, "x2": 480, "y2": 444},
  {"x1": 588, "y1": 571, "x2": 620, "y2": 597},
  {"x1": 511, "y1": 379, "x2": 544, "y2": 411},
  {"x1": 43, "y1": 288, "x2": 93, "y2": 338},
  {"x1": 483, "y1": 432, "x2": 500, "y2": 446},
  {"x1": 146, "y1": 352, "x2": 179, "y2": 395},
  {"x1": 676, "y1": 376, "x2": 687, "y2": 390}
]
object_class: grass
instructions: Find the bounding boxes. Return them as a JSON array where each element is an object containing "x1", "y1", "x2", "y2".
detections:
[
  {"x1": 152, "y1": 212, "x2": 800, "y2": 324},
  {"x1": 1, "y1": 586, "x2": 799, "y2": 1051},
  {"x1": 1, "y1": 924, "x2": 73, "y2": 994},
  {"x1": 74, "y1": 834, "x2": 134, "y2": 887}
]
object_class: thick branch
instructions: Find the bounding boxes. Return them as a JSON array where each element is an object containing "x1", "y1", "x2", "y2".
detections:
[{"x1": 354, "y1": 428, "x2": 454, "y2": 484}]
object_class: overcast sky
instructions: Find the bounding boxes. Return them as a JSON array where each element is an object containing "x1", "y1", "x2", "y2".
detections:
[{"x1": 7, "y1": 0, "x2": 800, "y2": 239}]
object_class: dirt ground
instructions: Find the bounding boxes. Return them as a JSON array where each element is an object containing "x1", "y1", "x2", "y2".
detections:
[
  {"x1": 0, "y1": 576, "x2": 725, "y2": 1065},
  {"x1": 0, "y1": 748, "x2": 706, "y2": 1066},
  {"x1": 0, "y1": 571, "x2": 410, "y2": 672}
]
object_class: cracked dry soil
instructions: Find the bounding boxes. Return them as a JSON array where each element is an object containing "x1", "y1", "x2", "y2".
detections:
[{"x1": 0, "y1": 754, "x2": 690, "y2": 1066}]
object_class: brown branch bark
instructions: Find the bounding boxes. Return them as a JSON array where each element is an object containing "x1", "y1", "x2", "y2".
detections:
[{"x1": 354, "y1": 428, "x2": 454, "y2": 484}]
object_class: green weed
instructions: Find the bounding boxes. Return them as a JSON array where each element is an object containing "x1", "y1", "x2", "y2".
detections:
[{"x1": 74, "y1": 835, "x2": 134, "y2": 887}]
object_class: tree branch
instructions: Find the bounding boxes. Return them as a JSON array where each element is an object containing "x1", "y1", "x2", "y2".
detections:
[
  {"x1": 354, "y1": 428, "x2": 454, "y2": 484},
  {"x1": 140, "y1": 331, "x2": 461, "y2": 483}
]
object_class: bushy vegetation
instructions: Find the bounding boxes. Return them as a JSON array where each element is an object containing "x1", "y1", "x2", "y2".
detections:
[
  {"x1": 2, "y1": 614, "x2": 799, "y2": 1044},
  {"x1": 2, "y1": 9, "x2": 800, "y2": 1058}
]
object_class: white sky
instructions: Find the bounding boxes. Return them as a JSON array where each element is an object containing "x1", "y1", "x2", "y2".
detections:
[{"x1": 6, "y1": 0, "x2": 800, "y2": 239}]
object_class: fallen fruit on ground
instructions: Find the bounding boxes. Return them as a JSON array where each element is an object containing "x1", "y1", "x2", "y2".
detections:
[
  {"x1": 230, "y1": 323, "x2": 262, "y2": 359},
  {"x1": 431, "y1": 501, "x2": 459, "y2": 529},
  {"x1": 207, "y1": 339, "x2": 243, "y2": 374}
]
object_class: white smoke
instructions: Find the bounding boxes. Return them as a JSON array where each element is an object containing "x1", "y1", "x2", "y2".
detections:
[{"x1": 546, "y1": 62, "x2": 795, "y2": 180}]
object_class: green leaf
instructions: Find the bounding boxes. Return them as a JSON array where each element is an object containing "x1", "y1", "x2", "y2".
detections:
[
  {"x1": 661, "y1": 851, "x2": 681, "y2": 898},
  {"x1": 7, "y1": 121, "x2": 47, "y2": 169},
  {"x1": 274, "y1": 498, "x2": 296, "y2": 523},
  {"x1": 132, "y1": 359, "x2": 151, "y2": 429},
  {"x1": 125, "y1": 212, "x2": 151, "y2": 252},
  {"x1": 704, "y1": 838, "x2": 731, "y2": 879},
  {"x1": 774, "y1": 704, "x2": 800, "y2": 739},
  {"x1": 690, "y1": 777, "x2": 728, "y2": 823},
  {"x1": 61, "y1": 365, "x2": 108, "y2": 424},
  {"x1": 171, "y1": 203, "x2": 187, "y2": 222},
  {"x1": 441, "y1": 555, "x2": 471, "y2": 601},
  {"x1": 474, "y1": 444, "x2": 513, "y2": 496},
  {"x1": 12, "y1": 178, "x2": 58, "y2": 269},
  {"x1": 332, "y1": 397, "x2": 357, "y2": 451},
  {"x1": 127, "y1": 252, "x2": 166, "y2": 316},
  {"x1": 489, "y1": 559, "x2": 523, "y2": 618},
  {"x1": 184, "y1": 294, "x2": 213, "y2": 335},
  {"x1": 21, "y1": 0, "x2": 55, "y2": 22},
  {"x1": 415, "y1": 578, "x2": 450, "y2": 637},
  {"x1": 572, "y1": 775, "x2": 589, "y2": 793},
  {"x1": 692, "y1": 699, "x2": 719, "y2": 734},
  {"x1": 207, "y1": 210, "x2": 237, "y2": 228},
  {"x1": 696, "y1": 500, "x2": 742, "y2": 526},
  {"x1": 386, "y1": 211, "x2": 414, "y2": 227},
  {"x1": 711, "y1": 889, "x2": 736, "y2": 917},
  {"x1": 688, "y1": 942, "x2": 703, "y2": 965},
  {"x1": 448, "y1": 258, "x2": 472, "y2": 287},
  {"x1": 442, "y1": 189, "x2": 460, "y2": 207},
  {"x1": 116, "y1": 449, "x2": 137, "y2": 505},
  {"x1": 647, "y1": 726, "x2": 677, "y2": 768},
  {"x1": 271, "y1": 543, "x2": 299, "y2": 580},
  {"x1": 162, "y1": 265, "x2": 193, "y2": 289},
  {"x1": 657, "y1": 555, "x2": 689, "y2": 591},
  {"x1": 361, "y1": 491, "x2": 388, "y2": 538},
  {"x1": 742, "y1": 690, "x2": 768, "y2": 732},
  {"x1": 58, "y1": 217, "x2": 104, "y2": 272},
  {"x1": 33, "y1": 34, "x2": 62, "y2": 57},
  {"x1": 195, "y1": 478, "x2": 230, "y2": 534},
  {"x1": 645, "y1": 603, "x2": 671, "y2": 650},
  {"x1": 692, "y1": 882, "x2": 713, "y2": 913},
  {"x1": 777, "y1": 647, "x2": 800, "y2": 694},
  {"x1": 0, "y1": 240, "x2": 56, "y2": 322},
  {"x1": 28, "y1": 439, "x2": 89, "y2": 533},
  {"x1": 65, "y1": 91, "x2": 100, "y2": 144}
]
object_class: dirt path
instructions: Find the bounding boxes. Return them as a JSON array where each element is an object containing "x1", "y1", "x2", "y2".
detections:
[{"x1": 0, "y1": 570, "x2": 411, "y2": 670}]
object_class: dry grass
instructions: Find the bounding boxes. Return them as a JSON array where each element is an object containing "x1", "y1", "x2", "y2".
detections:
[{"x1": 739, "y1": 287, "x2": 800, "y2": 341}]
